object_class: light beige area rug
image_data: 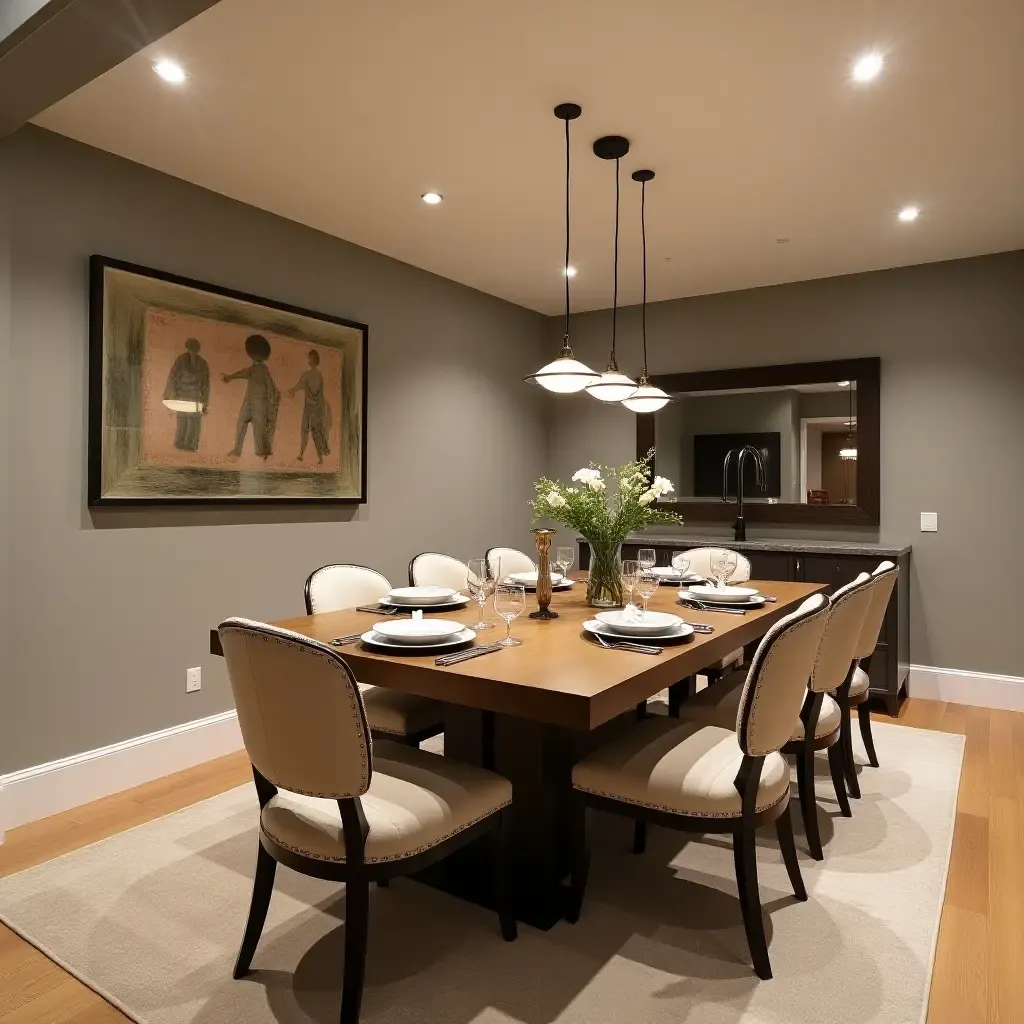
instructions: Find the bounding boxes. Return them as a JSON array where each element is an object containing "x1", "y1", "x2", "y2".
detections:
[{"x1": 0, "y1": 722, "x2": 963, "y2": 1024}]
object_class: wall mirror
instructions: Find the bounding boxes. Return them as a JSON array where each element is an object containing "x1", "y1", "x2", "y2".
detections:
[{"x1": 636, "y1": 357, "x2": 880, "y2": 527}]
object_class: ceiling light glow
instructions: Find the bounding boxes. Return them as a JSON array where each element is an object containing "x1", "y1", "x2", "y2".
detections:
[
  {"x1": 563, "y1": 265, "x2": 577, "y2": 278},
  {"x1": 898, "y1": 205, "x2": 920, "y2": 222},
  {"x1": 851, "y1": 51, "x2": 884, "y2": 83},
  {"x1": 153, "y1": 60, "x2": 186, "y2": 84},
  {"x1": 420, "y1": 192, "x2": 444, "y2": 205}
]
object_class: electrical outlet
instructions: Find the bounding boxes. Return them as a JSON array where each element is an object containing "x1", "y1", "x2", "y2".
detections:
[
  {"x1": 920, "y1": 512, "x2": 938, "y2": 533},
  {"x1": 186, "y1": 667, "x2": 202, "y2": 693}
]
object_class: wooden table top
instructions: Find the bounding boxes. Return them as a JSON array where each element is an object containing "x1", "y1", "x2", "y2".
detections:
[{"x1": 211, "y1": 579, "x2": 825, "y2": 731}]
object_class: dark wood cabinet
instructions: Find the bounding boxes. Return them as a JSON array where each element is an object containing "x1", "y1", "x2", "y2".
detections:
[{"x1": 580, "y1": 539, "x2": 910, "y2": 716}]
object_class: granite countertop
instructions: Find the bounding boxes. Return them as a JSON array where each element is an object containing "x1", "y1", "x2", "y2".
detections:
[{"x1": 578, "y1": 534, "x2": 912, "y2": 557}]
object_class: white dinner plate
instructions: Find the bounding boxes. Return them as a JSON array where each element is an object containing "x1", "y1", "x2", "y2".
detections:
[
  {"x1": 595, "y1": 609, "x2": 684, "y2": 636},
  {"x1": 685, "y1": 585, "x2": 760, "y2": 603},
  {"x1": 506, "y1": 570, "x2": 567, "y2": 585},
  {"x1": 371, "y1": 618, "x2": 465, "y2": 645},
  {"x1": 681, "y1": 593, "x2": 767, "y2": 609},
  {"x1": 379, "y1": 594, "x2": 471, "y2": 611},
  {"x1": 360, "y1": 627, "x2": 476, "y2": 654},
  {"x1": 507, "y1": 578, "x2": 574, "y2": 591},
  {"x1": 387, "y1": 586, "x2": 458, "y2": 606},
  {"x1": 583, "y1": 619, "x2": 694, "y2": 644}
]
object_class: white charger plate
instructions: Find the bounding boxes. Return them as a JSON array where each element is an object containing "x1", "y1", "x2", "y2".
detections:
[
  {"x1": 686, "y1": 585, "x2": 760, "y2": 603},
  {"x1": 595, "y1": 609, "x2": 683, "y2": 636},
  {"x1": 506, "y1": 571, "x2": 567, "y2": 585},
  {"x1": 507, "y1": 578, "x2": 574, "y2": 592},
  {"x1": 387, "y1": 586, "x2": 458, "y2": 606},
  {"x1": 371, "y1": 618, "x2": 465, "y2": 645},
  {"x1": 379, "y1": 594, "x2": 471, "y2": 611},
  {"x1": 583, "y1": 619, "x2": 694, "y2": 644},
  {"x1": 680, "y1": 592, "x2": 767, "y2": 609},
  {"x1": 361, "y1": 626, "x2": 476, "y2": 654}
]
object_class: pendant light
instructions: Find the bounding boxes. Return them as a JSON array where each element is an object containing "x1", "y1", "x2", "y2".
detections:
[
  {"x1": 524, "y1": 104, "x2": 600, "y2": 393},
  {"x1": 621, "y1": 169, "x2": 671, "y2": 413},
  {"x1": 585, "y1": 135, "x2": 638, "y2": 402},
  {"x1": 839, "y1": 382, "x2": 858, "y2": 459}
]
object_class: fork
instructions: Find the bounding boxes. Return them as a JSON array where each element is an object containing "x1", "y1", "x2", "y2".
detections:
[
  {"x1": 679, "y1": 598, "x2": 746, "y2": 616},
  {"x1": 593, "y1": 633, "x2": 662, "y2": 656},
  {"x1": 330, "y1": 633, "x2": 365, "y2": 646},
  {"x1": 356, "y1": 604, "x2": 402, "y2": 615}
]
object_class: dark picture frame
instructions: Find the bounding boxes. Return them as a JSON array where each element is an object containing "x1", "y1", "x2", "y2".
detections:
[
  {"x1": 635, "y1": 357, "x2": 880, "y2": 527},
  {"x1": 88, "y1": 256, "x2": 368, "y2": 506}
]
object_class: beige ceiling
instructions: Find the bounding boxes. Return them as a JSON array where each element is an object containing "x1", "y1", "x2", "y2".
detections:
[{"x1": 34, "y1": 0, "x2": 1024, "y2": 314}]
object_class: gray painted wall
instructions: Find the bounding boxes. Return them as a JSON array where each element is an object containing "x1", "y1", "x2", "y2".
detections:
[
  {"x1": 0, "y1": 127, "x2": 547, "y2": 774},
  {"x1": 544, "y1": 251, "x2": 1024, "y2": 676}
]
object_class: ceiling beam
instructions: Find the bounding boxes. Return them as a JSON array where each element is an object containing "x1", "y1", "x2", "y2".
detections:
[{"x1": 0, "y1": 0, "x2": 221, "y2": 141}]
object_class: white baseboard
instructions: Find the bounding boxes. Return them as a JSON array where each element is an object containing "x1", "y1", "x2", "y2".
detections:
[
  {"x1": 908, "y1": 664, "x2": 1024, "y2": 712},
  {"x1": 0, "y1": 710, "x2": 242, "y2": 842}
]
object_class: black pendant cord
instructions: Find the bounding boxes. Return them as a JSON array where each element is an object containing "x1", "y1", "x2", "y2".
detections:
[
  {"x1": 640, "y1": 177, "x2": 648, "y2": 379},
  {"x1": 562, "y1": 115, "x2": 572, "y2": 343},
  {"x1": 610, "y1": 156, "x2": 620, "y2": 368}
]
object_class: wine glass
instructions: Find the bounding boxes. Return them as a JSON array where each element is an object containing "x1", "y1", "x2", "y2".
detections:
[
  {"x1": 620, "y1": 559, "x2": 640, "y2": 614},
  {"x1": 671, "y1": 551, "x2": 690, "y2": 582},
  {"x1": 555, "y1": 546, "x2": 575, "y2": 584},
  {"x1": 634, "y1": 570, "x2": 659, "y2": 620},
  {"x1": 493, "y1": 584, "x2": 526, "y2": 647},
  {"x1": 467, "y1": 557, "x2": 495, "y2": 630},
  {"x1": 710, "y1": 549, "x2": 738, "y2": 588},
  {"x1": 637, "y1": 547, "x2": 656, "y2": 570}
]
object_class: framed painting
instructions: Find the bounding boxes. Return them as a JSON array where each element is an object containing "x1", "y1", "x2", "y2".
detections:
[{"x1": 88, "y1": 256, "x2": 368, "y2": 505}]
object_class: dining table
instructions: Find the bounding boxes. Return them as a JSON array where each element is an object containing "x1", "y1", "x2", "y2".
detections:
[{"x1": 210, "y1": 576, "x2": 826, "y2": 929}]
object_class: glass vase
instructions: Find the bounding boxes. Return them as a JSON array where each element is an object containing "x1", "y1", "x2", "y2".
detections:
[{"x1": 586, "y1": 540, "x2": 623, "y2": 608}]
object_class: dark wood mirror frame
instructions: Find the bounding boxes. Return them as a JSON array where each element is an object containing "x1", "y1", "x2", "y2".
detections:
[{"x1": 636, "y1": 357, "x2": 880, "y2": 527}]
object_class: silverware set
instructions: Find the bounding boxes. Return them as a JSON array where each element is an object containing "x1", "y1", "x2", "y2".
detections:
[
  {"x1": 436, "y1": 643, "x2": 504, "y2": 667},
  {"x1": 679, "y1": 598, "x2": 747, "y2": 616},
  {"x1": 356, "y1": 604, "x2": 407, "y2": 615},
  {"x1": 592, "y1": 633, "x2": 663, "y2": 655},
  {"x1": 330, "y1": 633, "x2": 365, "y2": 646}
]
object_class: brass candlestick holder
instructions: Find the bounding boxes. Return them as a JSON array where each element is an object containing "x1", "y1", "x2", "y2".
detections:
[{"x1": 529, "y1": 528, "x2": 559, "y2": 619}]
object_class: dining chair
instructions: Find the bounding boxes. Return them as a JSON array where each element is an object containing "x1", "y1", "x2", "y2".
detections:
[
  {"x1": 485, "y1": 546, "x2": 535, "y2": 579},
  {"x1": 834, "y1": 560, "x2": 899, "y2": 798},
  {"x1": 304, "y1": 564, "x2": 445, "y2": 746},
  {"x1": 408, "y1": 551, "x2": 470, "y2": 592},
  {"x1": 665, "y1": 545, "x2": 752, "y2": 712},
  {"x1": 568, "y1": 593, "x2": 830, "y2": 980},
  {"x1": 219, "y1": 618, "x2": 516, "y2": 1024}
]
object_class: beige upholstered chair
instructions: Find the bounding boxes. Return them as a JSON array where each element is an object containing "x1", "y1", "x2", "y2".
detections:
[
  {"x1": 304, "y1": 565, "x2": 445, "y2": 746},
  {"x1": 486, "y1": 546, "x2": 535, "y2": 579},
  {"x1": 219, "y1": 618, "x2": 516, "y2": 1024},
  {"x1": 672, "y1": 575, "x2": 874, "y2": 859},
  {"x1": 408, "y1": 551, "x2": 469, "y2": 592},
  {"x1": 568, "y1": 593, "x2": 830, "y2": 980},
  {"x1": 835, "y1": 561, "x2": 899, "y2": 798}
]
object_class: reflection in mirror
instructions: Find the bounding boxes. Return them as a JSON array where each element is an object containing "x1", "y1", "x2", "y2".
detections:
[{"x1": 653, "y1": 381, "x2": 858, "y2": 506}]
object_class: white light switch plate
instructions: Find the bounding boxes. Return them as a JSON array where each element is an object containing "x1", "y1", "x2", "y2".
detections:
[
  {"x1": 920, "y1": 512, "x2": 938, "y2": 532},
  {"x1": 186, "y1": 667, "x2": 202, "y2": 692}
]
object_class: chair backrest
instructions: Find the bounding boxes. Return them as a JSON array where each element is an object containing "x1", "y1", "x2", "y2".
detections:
[
  {"x1": 408, "y1": 551, "x2": 469, "y2": 591},
  {"x1": 809, "y1": 573, "x2": 874, "y2": 694},
  {"x1": 486, "y1": 547, "x2": 535, "y2": 579},
  {"x1": 219, "y1": 618, "x2": 371, "y2": 799},
  {"x1": 734, "y1": 593, "x2": 830, "y2": 756},
  {"x1": 682, "y1": 546, "x2": 752, "y2": 583},
  {"x1": 854, "y1": 560, "x2": 899, "y2": 659},
  {"x1": 304, "y1": 563, "x2": 392, "y2": 614}
]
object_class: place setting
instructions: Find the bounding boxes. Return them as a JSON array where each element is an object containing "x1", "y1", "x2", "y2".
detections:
[
  {"x1": 358, "y1": 584, "x2": 472, "y2": 614},
  {"x1": 639, "y1": 548, "x2": 708, "y2": 587}
]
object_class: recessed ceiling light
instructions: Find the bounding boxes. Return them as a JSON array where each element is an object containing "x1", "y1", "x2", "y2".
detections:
[
  {"x1": 420, "y1": 191, "x2": 443, "y2": 205},
  {"x1": 897, "y1": 205, "x2": 920, "y2": 223},
  {"x1": 563, "y1": 265, "x2": 577, "y2": 278},
  {"x1": 837, "y1": 380, "x2": 851, "y2": 387},
  {"x1": 153, "y1": 59, "x2": 187, "y2": 84},
  {"x1": 851, "y1": 51, "x2": 884, "y2": 83}
]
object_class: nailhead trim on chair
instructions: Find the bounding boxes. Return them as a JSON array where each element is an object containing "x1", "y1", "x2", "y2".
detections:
[{"x1": 571, "y1": 781, "x2": 789, "y2": 820}]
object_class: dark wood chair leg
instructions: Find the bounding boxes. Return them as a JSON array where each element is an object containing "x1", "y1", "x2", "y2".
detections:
[
  {"x1": 667, "y1": 676, "x2": 695, "y2": 717},
  {"x1": 840, "y1": 705, "x2": 862, "y2": 799},
  {"x1": 775, "y1": 807, "x2": 808, "y2": 901},
  {"x1": 632, "y1": 820, "x2": 648, "y2": 855},
  {"x1": 827, "y1": 743, "x2": 852, "y2": 817},
  {"x1": 857, "y1": 702, "x2": 880, "y2": 767},
  {"x1": 566, "y1": 795, "x2": 589, "y2": 924},
  {"x1": 340, "y1": 880, "x2": 370, "y2": 1024},
  {"x1": 732, "y1": 826, "x2": 772, "y2": 980},
  {"x1": 495, "y1": 808, "x2": 517, "y2": 942},
  {"x1": 233, "y1": 842, "x2": 277, "y2": 979},
  {"x1": 795, "y1": 744, "x2": 823, "y2": 860}
]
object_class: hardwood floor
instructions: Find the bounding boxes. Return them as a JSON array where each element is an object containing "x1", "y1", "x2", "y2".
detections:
[{"x1": 0, "y1": 699, "x2": 1020, "y2": 1023}]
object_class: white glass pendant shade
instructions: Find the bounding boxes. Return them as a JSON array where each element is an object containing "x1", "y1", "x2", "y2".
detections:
[
  {"x1": 621, "y1": 381, "x2": 670, "y2": 412},
  {"x1": 586, "y1": 368, "x2": 639, "y2": 402},
  {"x1": 839, "y1": 446, "x2": 858, "y2": 460},
  {"x1": 529, "y1": 353, "x2": 600, "y2": 393}
]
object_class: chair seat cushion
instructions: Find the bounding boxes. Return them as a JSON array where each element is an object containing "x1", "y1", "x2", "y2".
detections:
[
  {"x1": 260, "y1": 740, "x2": 511, "y2": 864},
  {"x1": 358, "y1": 684, "x2": 443, "y2": 738},
  {"x1": 849, "y1": 665, "x2": 870, "y2": 699},
  {"x1": 674, "y1": 672, "x2": 840, "y2": 742},
  {"x1": 572, "y1": 717, "x2": 790, "y2": 820}
]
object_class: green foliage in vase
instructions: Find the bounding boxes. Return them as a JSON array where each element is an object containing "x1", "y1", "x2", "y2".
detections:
[{"x1": 530, "y1": 449, "x2": 683, "y2": 544}]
